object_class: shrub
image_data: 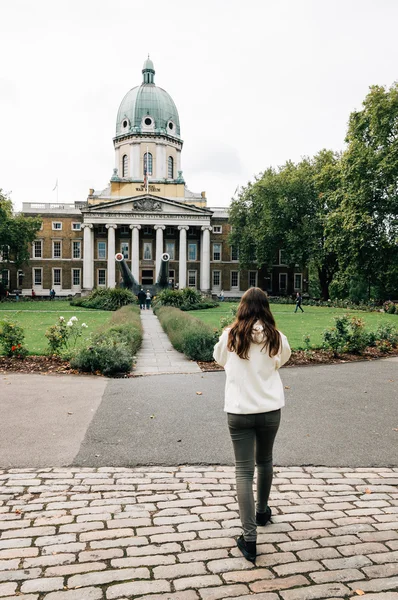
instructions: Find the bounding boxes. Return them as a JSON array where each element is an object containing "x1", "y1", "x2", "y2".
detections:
[
  {"x1": 70, "y1": 305, "x2": 143, "y2": 376},
  {"x1": 45, "y1": 315, "x2": 89, "y2": 356},
  {"x1": 155, "y1": 288, "x2": 218, "y2": 311},
  {"x1": 0, "y1": 319, "x2": 28, "y2": 358},
  {"x1": 156, "y1": 306, "x2": 218, "y2": 361},
  {"x1": 70, "y1": 288, "x2": 137, "y2": 311},
  {"x1": 322, "y1": 314, "x2": 368, "y2": 356}
]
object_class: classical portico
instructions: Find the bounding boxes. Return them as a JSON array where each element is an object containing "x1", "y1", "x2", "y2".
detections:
[{"x1": 81, "y1": 195, "x2": 213, "y2": 294}]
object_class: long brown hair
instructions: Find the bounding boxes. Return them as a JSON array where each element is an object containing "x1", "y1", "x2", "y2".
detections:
[{"x1": 227, "y1": 287, "x2": 281, "y2": 359}]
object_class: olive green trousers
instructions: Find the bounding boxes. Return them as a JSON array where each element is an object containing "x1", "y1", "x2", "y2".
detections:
[{"x1": 227, "y1": 410, "x2": 281, "y2": 541}]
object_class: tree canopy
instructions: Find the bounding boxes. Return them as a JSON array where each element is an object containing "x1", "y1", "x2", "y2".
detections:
[
  {"x1": 0, "y1": 190, "x2": 42, "y2": 279},
  {"x1": 229, "y1": 82, "x2": 398, "y2": 301}
]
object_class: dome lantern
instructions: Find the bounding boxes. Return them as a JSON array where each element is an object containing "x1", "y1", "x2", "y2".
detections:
[{"x1": 142, "y1": 55, "x2": 155, "y2": 84}]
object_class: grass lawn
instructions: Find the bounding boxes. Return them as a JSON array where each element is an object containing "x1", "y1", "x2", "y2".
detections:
[
  {"x1": 0, "y1": 300, "x2": 112, "y2": 355},
  {"x1": 191, "y1": 304, "x2": 398, "y2": 350}
]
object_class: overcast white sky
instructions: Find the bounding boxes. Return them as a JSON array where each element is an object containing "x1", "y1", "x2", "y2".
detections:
[{"x1": 1, "y1": 0, "x2": 397, "y2": 211}]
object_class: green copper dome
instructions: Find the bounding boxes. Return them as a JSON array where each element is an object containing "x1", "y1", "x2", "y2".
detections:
[{"x1": 115, "y1": 58, "x2": 181, "y2": 139}]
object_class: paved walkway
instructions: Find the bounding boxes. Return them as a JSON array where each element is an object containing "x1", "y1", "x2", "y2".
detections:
[
  {"x1": 0, "y1": 466, "x2": 397, "y2": 599},
  {"x1": 133, "y1": 309, "x2": 201, "y2": 375}
]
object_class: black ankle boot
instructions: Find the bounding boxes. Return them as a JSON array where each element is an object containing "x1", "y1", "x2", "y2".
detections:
[
  {"x1": 236, "y1": 535, "x2": 256, "y2": 564},
  {"x1": 256, "y1": 505, "x2": 272, "y2": 526}
]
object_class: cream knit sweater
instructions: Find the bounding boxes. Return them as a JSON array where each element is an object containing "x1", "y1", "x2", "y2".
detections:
[{"x1": 213, "y1": 324, "x2": 291, "y2": 414}]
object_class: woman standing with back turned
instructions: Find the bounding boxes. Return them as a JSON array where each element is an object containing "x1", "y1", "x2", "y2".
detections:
[{"x1": 213, "y1": 287, "x2": 291, "y2": 564}]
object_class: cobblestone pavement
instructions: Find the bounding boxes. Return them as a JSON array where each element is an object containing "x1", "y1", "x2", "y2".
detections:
[{"x1": 0, "y1": 467, "x2": 397, "y2": 599}]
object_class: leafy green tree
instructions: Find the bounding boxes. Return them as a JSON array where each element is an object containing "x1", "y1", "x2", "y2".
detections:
[
  {"x1": 327, "y1": 84, "x2": 398, "y2": 299},
  {"x1": 0, "y1": 190, "x2": 42, "y2": 285},
  {"x1": 229, "y1": 150, "x2": 341, "y2": 300}
]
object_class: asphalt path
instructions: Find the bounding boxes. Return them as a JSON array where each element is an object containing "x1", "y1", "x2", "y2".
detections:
[{"x1": 1, "y1": 357, "x2": 396, "y2": 468}]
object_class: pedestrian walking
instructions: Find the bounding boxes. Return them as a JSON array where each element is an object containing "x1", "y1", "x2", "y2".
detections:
[
  {"x1": 213, "y1": 287, "x2": 291, "y2": 564},
  {"x1": 145, "y1": 289, "x2": 152, "y2": 310},
  {"x1": 294, "y1": 292, "x2": 304, "y2": 313},
  {"x1": 137, "y1": 288, "x2": 146, "y2": 310}
]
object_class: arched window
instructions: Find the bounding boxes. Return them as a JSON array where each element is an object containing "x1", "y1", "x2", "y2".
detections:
[
  {"x1": 143, "y1": 152, "x2": 153, "y2": 175},
  {"x1": 122, "y1": 154, "x2": 128, "y2": 177},
  {"x1": 168, "y1": 156, "x2": 174, "y2": 179}
]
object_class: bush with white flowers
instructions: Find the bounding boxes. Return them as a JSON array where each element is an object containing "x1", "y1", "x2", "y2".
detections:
[{"x1": 45, "y1": 315, "x2": 89, "y2": 356}]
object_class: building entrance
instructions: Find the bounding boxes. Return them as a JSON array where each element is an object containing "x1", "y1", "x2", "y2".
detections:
[{"x1": 142, "y1": 269, "x2": 154, "y2": 285}]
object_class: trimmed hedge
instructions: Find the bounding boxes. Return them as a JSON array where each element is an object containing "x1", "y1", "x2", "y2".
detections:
[
  {"x1": 70, "y1": 288, "x2": 137, "y2": 311},
  {"x1": 154, "y1": 288, "x2": 218, "y2": 311},
  {"x1": 70, "y1": 305, "x2": 142, "y2": 376},
  {"x1": 155, "y1": 306, "x2": 218, "y2": 362}
]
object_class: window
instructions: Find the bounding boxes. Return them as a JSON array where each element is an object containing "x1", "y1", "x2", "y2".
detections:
[
  {"x1": 121, "y1": 242, "x2": 129, "y2": 259},
  {"x1": 120, "y1": 225, "x2": 129, "y2": 235},
  {"x1": 213, "y1": 225, "x2": 222, "y2": 234},
  {"x1": 279, "y1": 273, "x2": 287, "y2": 291},
  {"x1": 166, "y1": 242, "x2": 175, "y2": 260},
  {"x1": 188, "y1": 226, "x2": 196, "y2": 236},
  {"x1": 1, "y1": 269, "x2": 9, "y2": 287},
  {"x1": 168, "y1": 269, "x2": 175, "y2": 287},
  {"x1": 52, "y1": 240, "x2": 62, "y2": 259},
  {"x1": 98, "y1": 269, "x2": 106, "y2": 286},
  {"x1": 52, "y1": 222, "x2": 62, "y2": 230},
  {"x1": 142, "y1": 269, "x2": 153, "y2": 284},
  {"x1": 18, "y1": 270, "x2": 24, "y2": 287},
  {"x1": 72, "y1": 222, "x2": 81, "y2": 231},
  {"x1": 72, "y1": 269, "x2": 81, "y2": 287},
  {"x1": 143, "y1": 242, "x2": 152, "y2": 260},
  {"x1": 98, "y1": 241, "x2": 106, "y2": 259},
  {"x1": 231, "y1": 246, "x2": 239, "y2": 261},
  {"x1": 279, "y1": 249, "x2": 288, "y2": 265},
  {"x1": 97, "y1": 225, "x2": 107, "y2": 235},
  {"x1": 33, "y1": 240, "x2": 42, "y2": 258},
  {"x1": 168, "y1": 156, "x2": 174, "y2": 178},
  {"x1": 231, "y1": 271, "x2": 239, "y2": 289},
  {"x1": 122, "y1": 154, "x2": 128, "y2": 177},
  {"x1": 33, "y1": 268, "x2": 42, "y2": 286},
  {"x1": 53, "y1": 268, "x2": 61, "y2": 287},
  {"x1": 72, "y1": 241, "x2": 81, "y2": 259},
  {"x1": 1, "y1": 245, "x2": 10, "y2": 260},
  {"x1": 249, "y1": 271, "x2": 257, "y2": 288},
  {"x1": 188, "y1": 270, "x2": 197, "y2": 288},
  {"x1": 294, "y1": 273, "x2": 302, "y2": 290},
  {"x1": 143, "y1": 152, "x2": 153, "y2": 175},
  {"x1": 143, "y1": 226, "x2": 152, "y2": 235},
  {"x1": 188, "y1": 243, "x2": 197, "y2": 261},
  {"x1": 212, "y1": 270, "x2": 221, "y2": 288},
  {"x1": 166, "y1": 226, "x2": 174, "y2": 235},
  {"x1": 212, "y1": 243, "x2": 221, "y2": 261}
]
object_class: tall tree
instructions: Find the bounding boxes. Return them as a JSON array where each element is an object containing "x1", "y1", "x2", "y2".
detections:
[
  {"x1": 0, "y1": 190, "x2": 42, "y2": 279},
  {"x1": 327, "y1": 84, "x2": 398, "y2": 299},
  {"x1": 229, "y1": 150, "x2": 341, "y2": 300}
]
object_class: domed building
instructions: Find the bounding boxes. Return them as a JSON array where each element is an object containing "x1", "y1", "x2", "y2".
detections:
[{"x1": 13, "y1": 58, "x2": 304, "y2": 299}]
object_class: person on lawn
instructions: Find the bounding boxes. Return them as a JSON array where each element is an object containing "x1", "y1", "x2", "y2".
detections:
[{"x1": 213, "y1": 287, "x2": 291, "y2": 564}]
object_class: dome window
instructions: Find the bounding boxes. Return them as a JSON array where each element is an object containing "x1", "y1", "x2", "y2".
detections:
[
  {"x1": 145, "y1": 117, "x2": 152, "y2": 126},
  {"x1": 122, "y1": 119, "x2": 128, "y2": 129},
  {"x1": 168, "y1": 122, "x2": 174, "y2": 131},
  {"x1": 144, "y1": 152, "x2": 153, "y2": 176},
  {"x1": 122, "y1": 154, "x2": 128, "y2": 178},
  {"x1": 168, "y1": 156, "x2": 174, "y2": 179}
]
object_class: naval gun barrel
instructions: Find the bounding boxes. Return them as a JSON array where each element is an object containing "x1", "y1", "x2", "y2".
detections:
[
  {"x1": 115, "y1": 253, "x2": 140, "y2": 295},
  {"x1": 156, "y1": 252, "x2": 170, "y2": 289}
]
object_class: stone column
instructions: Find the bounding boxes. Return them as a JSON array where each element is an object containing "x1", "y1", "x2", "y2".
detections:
[
  {"x1": 106, "y1": 224, "x2": 117, "y2": 288},
  {"x1": 154, "y1": 225, "x2": 165, "y2": 280},
  {"x1": 82, "y1": 224, "x2": 93, "y2": 291},
  {"x1": 178, "y1": 226, "x2": 189, "y2": 289},
  {"x1": 130, "y1": 224, "x2": 141, "y2": 283},
  {"x1": 201, "y1": 226, "x2": 212, "y2": 293}
]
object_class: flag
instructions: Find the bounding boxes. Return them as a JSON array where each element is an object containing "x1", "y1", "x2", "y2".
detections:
[{"x1": 52, "y1": 179, "x2": 58, "y2": 191}]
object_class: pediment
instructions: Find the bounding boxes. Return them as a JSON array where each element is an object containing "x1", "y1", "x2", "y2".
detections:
[{"x1": 83, "y1": 195, "x2": 213, "y2": 216}]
